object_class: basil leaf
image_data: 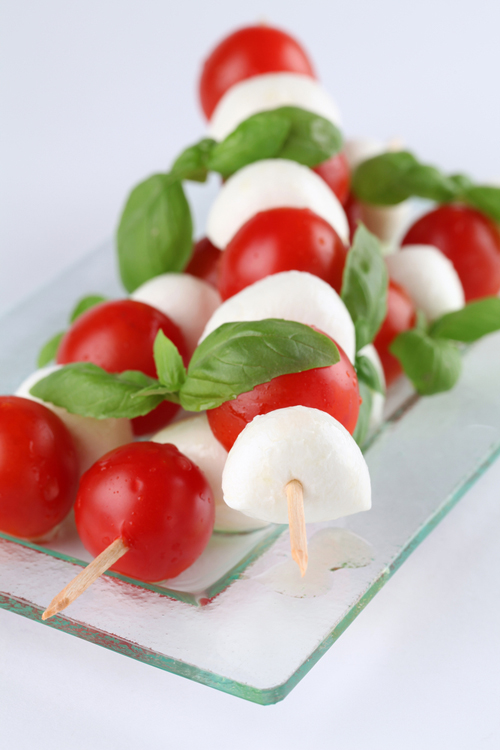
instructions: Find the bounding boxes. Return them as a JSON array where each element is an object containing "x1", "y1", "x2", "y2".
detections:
[
  {"x1": 274, "y1": 106, "x2": 343, "y2": 167},
  {"x1": 341, "y1": 225, "x2": 388, "y2": 351},
  {"x1": 352, "y1": 381, "x2": 373, "y2": 447},
  {"x1": 355, "y1": 354, "x2": 385, "y2": 394},
  {"x1": 170, "y1": 138, "x2": 216, "y2": 183},
  {"x1": 116, "y1": 174, "x2": 193, "y2": 293},
  {"x1": 70, "y1": 295, "x2": 107, "y2": 323},
  {"x1": 37, "y1": 332, "x2": 65, "y2": 368},
  {"x1": 352, "y1": 151, "x2": 419, "y2": 205},
  {"x1": 429, "y1": 298, "x2": 500, "y2": 342},
  {"x1": 30, "y1": 363, "x2": 166, "y2": 419},
  {"x1": 153, "y1": 330, "x2": 187, "y2": 391},
  {"x1": 389, "y1": 329, "x2": 462, "y2": 395},
  {"x1": 179, "y1": 319, "x2": 340, "y2": 411},
  {"x1": 352, "y1": 151, "x2": 458, "y2": 205},
  {"x1": 208, "y1": 111, "x2": 291, "y2": 178},
  {"x1": 463, "y1": 185, "x2": 500, "y2": 223}
]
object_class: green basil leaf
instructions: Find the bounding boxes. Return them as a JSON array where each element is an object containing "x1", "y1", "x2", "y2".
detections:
[
  {"x1": 70, "y1": 295, "x2": 107, "y2": 323},
  {"x1": 355, "y1": 354, "x2": 385, "y2": 394},
  {"x1": 389, "y1": 329, "x2": 462, "y2": 395},
  {"x1": 404, "y1": 163, "x2": 457, "y2": 203},
  {"x1": 352, "y1": 151, "x2": 419, "y2": 205},
  {"x1": 429, "y1": 297, "x2": 500, "y2": 342},
  {"x1": 37, "y1": 332, "x2": 65, "y2": 368},
  {"x1": 352, "y1": 151, "x2": 458, "y2": 206},
  {"x1": 116, "y1": 174, "x2": 193, "y2": 293},
  {"x1": 274, "y1": 106, "x2": 343, "y2": 167},
  {"x1": 341, "y1": 225, "x2": 388, "y2": 351},
  {"x1": 352, "y1": 381, "x2": 373, "y2": 447},
  {"x1": 463, "y1": 185, "x2": 500, "y2": 223},
  {"x1": 170, "y1": 138, "x2": 216, "y2": 183},
  {"x1": 179, "y1": 319, "x2": 340, "y2": 411},
  {"x1": 153, "y1": 330, "x2": 187, "y2": 391},
  {"x1": 208, "y1": 111, "x2": 291, "y2": 178},
  {"x1": 30, "y1": 363, "x2": 166, "y2": 419}
]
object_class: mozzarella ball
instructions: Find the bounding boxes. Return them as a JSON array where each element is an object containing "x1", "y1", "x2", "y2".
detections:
[
  {"x1": 131, "y1": 273, "x2": 221, "y2": 356},
  {"x1": 222, "y1": 406, "x2": 371, "y2": 524},
  {"x1": 387, "y1": 245, "x2": 465, "y2": 321},
  {"x1": 208, "y1": 72, "x2": 341, "y2": 141},
  {"x1": 152, "y1": 414, "x2": 269, "y2": 533},
  {"x1": 199, "y1": 270, "x2": 356, "y2": 363},
  {"x1": 16, "y1": 366, "x2": 133, "y2": 474},
  {"x1": 357, "y1": 202, "x2": 411, "y2": 246},
  {"x1": 358, "y1": 344, "x2": 385, "y2": 434},
  {"x1": 207, "y1": 159, "x2": 349, "y2": 249}
]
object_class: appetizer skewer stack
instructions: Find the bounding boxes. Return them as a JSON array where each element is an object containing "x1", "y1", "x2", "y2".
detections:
[{"x1": 2, "y1": 22, "x2": 500, "y2": 618}]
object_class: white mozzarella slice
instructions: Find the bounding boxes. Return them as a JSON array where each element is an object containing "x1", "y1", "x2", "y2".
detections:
[
  {"x1": 358, "y1": 344, "x2": 386, "y2": 434},
  {"x1": 208, "y1": 72, "x2": 341, "y2": 141},
  {"x1": 206, "y1": 159, "x2": 349, "y2": 248},
  {"x1": 199, "y1": 270, "x2": 356, "y2": 363},
  {"x1": 222, "y1": 406, "x2": 371, "y2": 524},
  {"x1": 16, "y1": 366, "x2": 133, "y2": 474},
  {"x1": 131, "y1": 273, "x2": 221, "y2": 356},
  {"x1": 387, "y1": 245, "x2": 465, "y2": 321},
  {"x1": 152, "y1": 414, "x2": 269, "y2": 533}
]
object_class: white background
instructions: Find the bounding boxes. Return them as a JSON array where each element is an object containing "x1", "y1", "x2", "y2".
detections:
[{"x1": 1, "y1": 1, "x2": 500, "y2": 748}]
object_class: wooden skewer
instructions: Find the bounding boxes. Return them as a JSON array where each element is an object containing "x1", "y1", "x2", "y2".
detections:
[
  {"x1": 42, "y1": 537, "x2": 129, "y2": 620},
  {"x1": 286, "y1": 479, "x2": 308, "y2": 577}
]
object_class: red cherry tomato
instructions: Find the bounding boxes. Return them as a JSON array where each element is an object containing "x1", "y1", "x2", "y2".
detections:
[
  {"x1": 344, "y1": 193, "x2": 365, "y2": 242},
  {"x1": 373, "y1": 280, "x2": 416, "y2": 387},
  {"x1": 402, "y1": 204, "x2": 500, "y2": 302},
  {"x1": 75, "y1": 442, "x2": 214, "y2": 581},
  {"x1": 57, "y1": 300, "x2": 188, "y2": 436},
  {"x1": 218, "y1": 207, "x2": 347, "y2": 300},
  {"x1": 207, "y1": 339, "x2": 360, "y2": 451},
  {"x1": 185, "y1": 237, "x2": 222, "y2": 289},
  {"x1": 200, "y1": 25, "x2": 316, "y2": 119},
  {"x1": 312, "y1": 152, "x2": 351, "y2": 206},
  {"x1": 0, "y1": 396, "x2": 79, "y2": 539}
]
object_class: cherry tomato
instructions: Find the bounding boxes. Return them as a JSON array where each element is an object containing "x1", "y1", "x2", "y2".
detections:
[
  {"x1": 75, "y1": 442, "x2": 214, "y2": 581},
  {"x1": 185, "y1": 237, "x2": 222, "y2": 289},
  {"x1": 312, "y1": 152, "x2": 351, "y2": 206},
  {"x1": 218, "y1": 207, "x2": 347, "y2": 300},
  {"x1": 199, "y1": 25, "x2": 316, "y2": 119},
  {"x1": 0, "y1": 396, "x2": 79, "y2": 539},
  {"x1": 373, "y1": 280, "x2": 416, "y2": 386},
  {"x1": 402, "y1": 204, "x2": 500, "y2": 302},
  {"x1": 57, "y1": 300, "x2": 188, "y2": 436},
  {"x1": 207, "y1": 339, "x2": 360, "y2": 451},
  {"x1": 344, "y1": 193, "x2": 365, "y2": 242}
]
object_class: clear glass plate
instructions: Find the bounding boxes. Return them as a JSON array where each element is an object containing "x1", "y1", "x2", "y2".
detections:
[{"x1": 1, "y1": 236, "x2": 500, "y2": 704}]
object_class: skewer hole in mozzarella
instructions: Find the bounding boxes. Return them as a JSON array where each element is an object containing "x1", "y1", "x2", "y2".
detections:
[
  {"x1": 207, "y1": 72, "x2": 341, "y2": 141},
  {"x1": 386, "y1": 245, "x2": 465, "y2": 321},
  {"x1": 131, "y1": 273, "x2": 222, "y2": 356},
  {"x1": 199, "y1": 270, "x2": 356, "y2": 364},
  {"x1": 152, "y1": 415, "x2": 269, "y2": 533},
  {"x1": 222, "y1": 406, "x2": 371, "y2": 524},
  {"x1": 206, "y1": 159, "x2": 349, "y2": 249},
  {"x1": 16, "y1": 366, "x2": 133, "y2": 474}
]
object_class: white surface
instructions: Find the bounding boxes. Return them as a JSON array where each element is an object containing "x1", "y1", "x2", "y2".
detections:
[{"x1": 1, "y1": 2, "x2": 500, "y2": 748}]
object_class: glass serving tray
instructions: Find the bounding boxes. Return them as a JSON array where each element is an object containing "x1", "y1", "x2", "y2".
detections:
[{"x1": 1, "y1": 238, "x2": 500, "y2": 705}]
